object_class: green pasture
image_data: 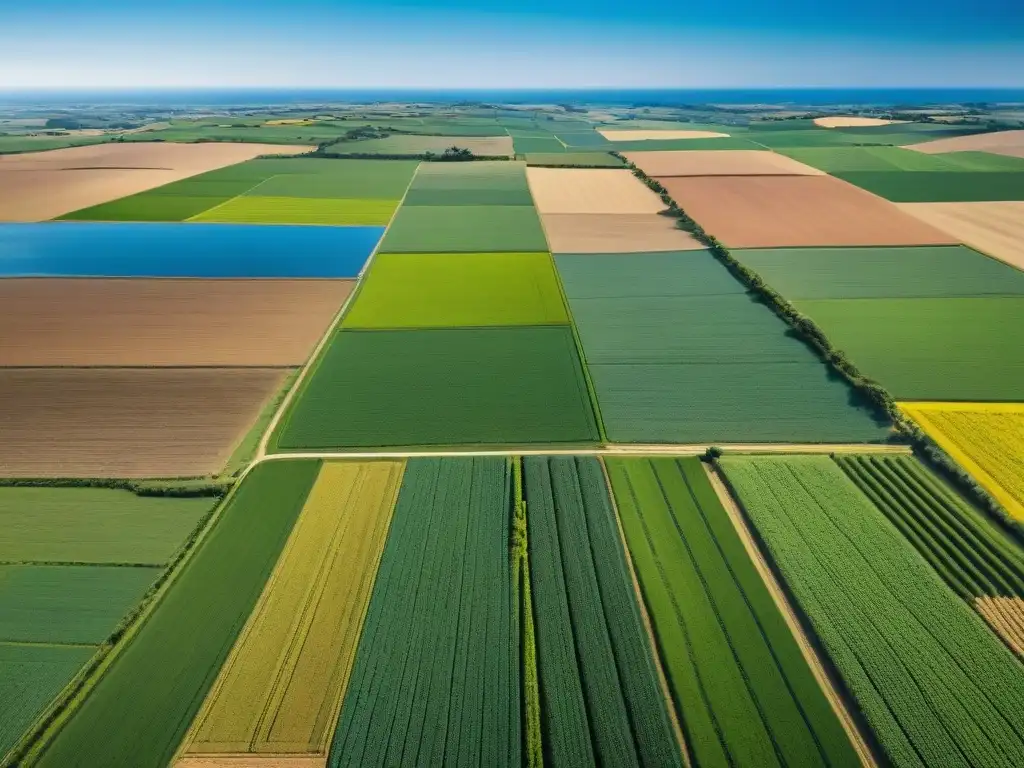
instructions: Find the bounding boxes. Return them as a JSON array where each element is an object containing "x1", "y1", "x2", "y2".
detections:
[
  {"x1": 342, "y1": 252, "x2": 568, "y2": 328},
  {"x1": 555, "y1": 250, "x2": 743, "y2": 299},
  {"x1": 608, "y1": 137, "x2": 761, "y2": 151},
  {"x1": 525, "y1": 152, "x2": 624, "y2": 167},
  {"x1": 832, "y1": 171, "x2": 1024, "y2": 202},
  {"x1": 191, "y1": 196, "x2": 398, "y2": 224},
  {"x1": 513, "y1": 136, "x2": 566, "y2": 153},
  {"x1": 555, "y1": 131, "x2": 611, "y2": 148},
  {"x1": 379, "y1": 205, "x2": 549, "y2": 253},
  {"x1": 272, "y1": 327, "x2": 600, "y2": 449},
  {"x1": 241, "y1": 159, "x2": 418, "y2": 197}
]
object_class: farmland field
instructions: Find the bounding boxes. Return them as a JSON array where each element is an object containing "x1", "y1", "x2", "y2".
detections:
[
  {"x1": 182, "y1": 460, "x2": 403, "y2": 757},
  {"x1": 625, "y1": 149, "x2": 824, "y2": 176},
  {"x1": 325, "y1": 134, "x2": 513, "y2": 156},
  {"x1": 733, "y1": 245, "x2": 1024, "y2": 299},
  {"x1": 837, "y1": 454, "x2": 1024, "y2": 652},
  {"x1": 608, "y1": 137, "x2": 762, "y2": 152},
  {"x1": 525, "y1": 152, "x2": 624, "y2": 167},
  {"x1": 900, "y1": 402, "x2": 1024, "y2": 520},
  {"x1": 660, "y1": 175, "x2": 957, "y2": 248},
  {"x1": 832, "y1": 171, "x2": 1024, "y2": 202},
  {"x1": 526, "y1": 168, "x2": 665, "y2": 214},
  {"x1": 795, "y1": 297, "x2": 1024, "y2": 401},
  {"x1": 272, "y1": 327, "x2": 600, "y2": 449},
  {"x1": 402, "y1": 161, "x2": 534, "y2": 206},
  {"x1": 777, "y1": 146, "x2": 1024, "y2": 173},
  {"x1": 190, "y1": 196, "x2": 399, "y2": 225},
  {"x1": 35, "y1": 460, "x2": 320, "y2": 768},
  {"x1": 555, "y1": 250, "x2": 744, "y2": 298},
  {"x1": 0, "y1": 565, "x2": 158, "y2": 645},
  {"x1": 0, "y1": 367, "x2": 290, "y2": 478},
  {"x1": 328, "y1": 457, "x2": 520, "y2": 768},
  {"x1": 720, "y1": 455, "x2": 1024, "y2": 768},
  {"x1": 0, "y1": 487, "x2": 212, "y2": 565},
  {"x1": 341, "y1": 252, "x2": 568, "y2": 328},
  {"x1": 905, "y1": 128, "x2": 1024, "y2": 157},
  {"x1": 524, "y1": 456, "x2": 682, "y2": 767},
  {"x1": 607, "y1": 457, "x2": 859, "y2": 768},
  {"x1": 898, "y1": 202, "x2": 1024, "y2": 270},
  {"x1": 540, "y1": 213, "x2": 704, "y2": 253},
  {"x1": 0, "y1": 223, "x2": 382, "y2": 278},
  {"x1": 0, "y1": 278, "x2": 354, "y2": 366},
  {"x1": 378, "y1": 205, "x2": 548, "y2": 252}
]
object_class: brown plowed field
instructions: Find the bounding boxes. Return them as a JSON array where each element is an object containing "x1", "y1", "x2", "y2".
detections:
[
  {"x1": 661, "y1": 175, "x2": 958, "y2": 248},
  {"x1": 898, "y1": 202, "x2": 1024, "y2": 270},
  {"x1": 0, "y1": 279, "x2": 354, "y2": 366},
  {"x1": 0, "y1": 367, "x2": 289, "y2": 478},
  {"x1": 904, "y1": 129, "x2": 1024, "y2": 158},
  {"x1": 0, "y1": 142, "x2": 311, "y2": 221},
  {"x1": 626, "y1": 150, "x2": 824, "y2": 177},
  {"x1": 539, "y1": 213, "x2": 705, "y2": 253},
  {"x1": 526, "y1": 167, "x2": 666, "y2": 214}
]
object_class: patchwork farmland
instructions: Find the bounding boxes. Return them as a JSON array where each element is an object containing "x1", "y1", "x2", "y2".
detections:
[{"x1": 3, "y1": 103, "x2": 1024, "y2": 768}]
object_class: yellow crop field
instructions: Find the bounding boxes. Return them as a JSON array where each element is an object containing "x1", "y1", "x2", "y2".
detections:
[
  {"x1": 179, "y1": 459, "x2": 405, "y2": 759},
  {"x1": 900, "y1": 401, "x2": 1024, "y2": 519}
]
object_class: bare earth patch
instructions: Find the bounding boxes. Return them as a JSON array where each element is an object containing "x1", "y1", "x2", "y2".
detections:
[
  {"x1": 0, "y1": 367, "x2": 289, "y2": 478},
  {"x1": 598, "y1": 129, "x2": 730, "y2": 141},
  {"x1": 176, "y1": 758, "x2": 325, "y2": 768},
  {"x1": 975, "y1": 596, "x2": 1024, "y2": 658},
  {"x1": 813, "y1": 117, "x2": 906, "y2": 128},
  {"x1": 625, "y1": 149, "x2": 824, "y2": 177},
  {"x1": 539, "y1": 213, "x2": 704, "y2": 253},
  {"x1": 662, "y1": 175, "x2": 958, "y2": 248},
  {"x1": 0, "y1": 278, "x2": 354, "y2": 366},
  {"x1": 904, "y1": 129, "x2": 1024, "y2": 158},
  {"x1": 526, "y1": 167, "x2": 666, "y2": 214},
  {"x1": 0, "y1": 142, "x2": 312, "y2": 221},
  {"x1": 898, "y1": 202, "x2": 1024, "y2": 270}
]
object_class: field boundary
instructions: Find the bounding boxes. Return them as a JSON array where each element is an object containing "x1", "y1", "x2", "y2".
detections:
[{"x1": 702, "y1": 462, "x2": 880, "y2": 768}]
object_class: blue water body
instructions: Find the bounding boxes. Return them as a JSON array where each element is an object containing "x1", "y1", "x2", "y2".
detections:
[
  {"x1": 2, "y1": 88, "x2": 1023, "y2": 107},
  {"x1": 0, "y1": 223, "x2": 382, "y2": 278}
]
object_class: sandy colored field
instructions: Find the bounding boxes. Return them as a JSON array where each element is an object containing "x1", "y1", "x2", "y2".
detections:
[
  {"x1": 539, "y1": 213, "x2": 704, "y2": 253},
  {"x1": 814, "y1": 117, "x2": 905, "y2": 128},
  {"x1": 624, "y1": 149, "x2": 824, "y2": 177},
  {"x1": 526, "y1": 167, "x2": 666, "y2": 214},
  {"x1": 0, "y1": 279, "x2": 354, "y2": 366},
  {"x1": 176, "y1": 758, "x2": 324, "y2": 768},
  {"x1": 0, "y1": 142, "x2": 311, "y2": 221},
  {"x1": 661, "y1": 176, "x2": 958, "y2": 248},
  {"x1": 898, "y1": 202, "x2": 1024, "y2": 270},
  {"x1": 904, "y1": 129, "x2": 1024, "y2": 158},
  {"x1": 598, "y1": 129, "x2": 729, "y2": 141},
  {"x1": 0, "y1": 367, "x2": 289, "y2": 478},
  {"x1": 975, "y1": 597, "x2": 1024, "y2": 658}
]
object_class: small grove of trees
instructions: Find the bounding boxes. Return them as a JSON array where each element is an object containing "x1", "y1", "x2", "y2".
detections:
[{"x1": 424, "y1": 146, "x2": 475, "y2": 162}]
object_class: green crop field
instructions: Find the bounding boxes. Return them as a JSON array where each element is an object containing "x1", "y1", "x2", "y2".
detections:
[
  {"x1": 720, "y1": 455, "x2": 1024, "y2": 768},
  {"x1": 607, "y1": 457, "x2": 859, "y2": 768},
  {"x1": 832, "y1": 171, "x2": 1024, "y2": 202},
  {"x1": 609, "y1": 137, "x2": 762, "y2": 151},
  {"x1": 242, "y1": 159, "x2": 419, "y2": 198},
  {"x1": 555, "y1": 131, "x2": 611, "y2": 148},
  {"x1": 513, "y1": 135, "x2": 567, "y2": 153},
  {"x1": 272, "y1": 327, "x2": 600, "y2": 449},
  {"x1": 378, "y1": 205, "x2": 549, "y2": 252},
  {"x1": 402, "y1": 160, "x2": 534, "y2": 205},
  {"x1": 35, "y1": 460, "x2": 319, "y2": 768},
  {"x1": 0, "y1": 488, "x2": 212, "y2": 565},
  {"x1": 190, "y1": 196, "x2": 399, "y2": 224},
  {"x1": 735, "y1": 245, "x2": 1024, "y2": 300},
  {"x1": 329, "y1": 457, "x2": 520, "y2": 768},
  {"x1": 0, "y1": 565, "x2": 157, "y2": 645},
  {"x1": 0, "y1": 644, "x2": 95, "y2": 763},
  {"x1": 795, "y1": 296, "x2": 1024, "y2": 401},
  {"x1": 525, "y1": 152, "x2": 624, "y2": 167},
  {"x1": 341, "y1": 252, "x2": 569, "y2": 328},
  {"x1": 59, "y1": 195, "x2": 226, "y2": 222},
  {"x1": 525, "y1": 456, "x2": 682, "y2": 767},
  {"x1": 555, "y1": 250, "x2": 744, "y2": 299},
  {"x1": 778, "y1": 147, "x2": 1024, "y2": 173}
]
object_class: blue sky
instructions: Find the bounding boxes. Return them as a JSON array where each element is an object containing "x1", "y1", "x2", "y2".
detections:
[{"x1": 2, "y1": 1, "x2": 1023, "y2": 88}]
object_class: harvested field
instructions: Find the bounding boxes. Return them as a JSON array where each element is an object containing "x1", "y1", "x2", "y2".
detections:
[
  {"x1": 900, "y1": 402, "x2": 1024, "y2": 520},
  {"x1": 661, "y1": 175, "x2": 958, "y2": 247},
  {"x1": 608, "y1": 137, "x2": 762, "y2": 152},
  {"x1": 176, "y1": 759, "x2": 324, "y2": 768},
  {"x1": 526, "y1": 168, "x2": 666, "y2": 214},
  {"x1": 329, "y1": 457, "x2": 520, "y2": 768},
  {"x1": 0, "y1": 279, "x2": 354, "y2": 366},
  {"x1": 720, "y1": 455, "x2": 1024, "y2": 768},
  {"x1": 328, "y1": 134, "x2": 513, "y2": 156},
  {"x1": 733, "y1": 245, "x2": 1024, "y2": 299},
  {"x1": 898, "y1": 202, "x2": 1024, "y2": 269},
  {"x1": 832, "y1": 171, "x2": 1024, "y2": 202},
  {"x1": 378, "y1": 205, "x2": 548, "y2": 253},
  {"x1": 0, "y1": 367, "x2": 290, "y2": 478},
  {"x1": 182, "y1": 461, "x2": 403, "y2": 757},
  {"x1": 0, "y1": 143, "x2": 310, "y2": 222},
  {"x1": 905, "y1": 129, "x2": 1024, "y2": 158},
  {"x1": 0, "y1": 644, "x2": 95, "y2": 763},
  {"x1": 190, "y1": 197, "x2": 399, "y2": 225},
  {"x1": 796, "y1": 297, "x2": 1024, "y2": 401},
  {"x1": 625, "y1": 149, "x2": 824, "y2": 177},
  {"x1": 539, "y1": 213, "x2": 704, "y2": 253},
  {"x1": 0, "y1": 564, "x2": 158, "y2": 645},
  {"x1": 598, "y1": 129, "x2": 729, "y2": 140},
  {"x1": 608, "y1": 457, "x2": 859, "y2": 767},
  {"x1": 273, "y1": 327, "x2": 600, "y2": 449},
  {"x1": 0, "y1": 487, "x2": 213, "y2": 565},
  {"x1": 35, "y1": 460, "x2": 321, "y2": 768},
  {"x1": 813, "y1": 116, "x2": 905, "y2": 128},
  {"x1": 525, "y1": 455, "x2": 682, "y2": 767},
  {"x1": 341, "y1": 252, "x2": 567, "y2": 328}
]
